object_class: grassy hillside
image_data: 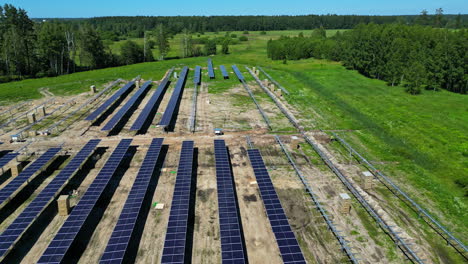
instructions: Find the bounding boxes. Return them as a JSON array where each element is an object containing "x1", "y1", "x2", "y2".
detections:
[{"x1": 0, "y1": 29, "x2": 466, "y2": 242}]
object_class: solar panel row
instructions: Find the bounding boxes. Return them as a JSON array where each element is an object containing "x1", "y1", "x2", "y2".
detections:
[
  {"x1": 232, "y1": 65, "x2": 244, "y2": 81},
  {"x1": 100, "y1": 138, "x2": 164, "y2": 264},
  {"x1": 193, "y1": 66, "x2": 202, "y2": 85},
  {"x1": 0, "y1": 140, "x2": 101, "y2": 260},
  {"x1": 101, "y1": 81, "x2": 152, "y2": 131},
  {"x1": 220, "y1": 65, "x2": 229, "y2": 79},
  {"x1": 247, "y1": 149, "x2": 306, "y2": 264},
  {"x1": 208, "y1": 59, "x2": 215, "y2": 79},
  {"x1": 85, "y1": 81, "x2": 135, "y2": 121},
  {"x1": 38, "y1": 139, "x2": 132, "y2": 264},
  {"x1": 0, "y1": 147, "x2": 62, "y2": 208},
  {"x1": 0, "y1": 152, "x2": 19, "y2": 170},
  {"x1": 161, "y1": 140, "x2": 194, "y2": 264},
  {"x1": 158, "y1": 67, "x2": 189, "y2": 127},
  {"x1": 214, "y1": 140, "x2": 246, "y2": 264},
  {"x1": 130, "y1": 69, "x2": 173, "y2": 131}
]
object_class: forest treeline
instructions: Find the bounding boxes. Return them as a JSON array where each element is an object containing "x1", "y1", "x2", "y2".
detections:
[
  {"x1": 78, "y1": 13, "x2": 467, "y2": 38},
  {"x1": 1, "y1": 3, "x2": 467, "y2": 86},
  {"x1": 267, "y1": 24, "x2": 467, "y2": 94}
]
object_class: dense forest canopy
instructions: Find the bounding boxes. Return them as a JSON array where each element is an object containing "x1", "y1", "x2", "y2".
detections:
[
  {"x1": 267, "y1": 24, "x2": 468, "y2": 94},
  {"x1": 1, "y1": 3, "x2": 467, "y2": 95}
]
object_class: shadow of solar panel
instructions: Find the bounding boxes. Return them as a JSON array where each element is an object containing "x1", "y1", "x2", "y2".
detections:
[
  {"x1": 0, "y1": 140, "x2": 100, "y2": 260},
  {"x1": 208, "y1": 59, "x2": 215, "y2": 79},
  {"x1": 247, "y1": 149, "x2": 306, "y2": 264},
  {"x1": 214, "y1": 140, "x2": 246, "y2": 264},
  {"x1": 220, "y1": 65, "x2": 229, "y2": 79},
  {"x1": 161, "y1": 141, "x2": 194, "y2": 264},
  {"x1": 85, "y1": 81, "x2": 135, "y2": 121},
  {"x1": 0, "y1": 153, "x2": 19, "y2": 170},
  {"x1": 0, "y1": 147, "x2": 62, "y2": 207},
  {"x1": 102, "y1": 81, "x2": 152, "y2": 131},
  {"x1": 130, "y1": 71, "x2": 173, "y2": 131},
  {"x1": 159, "y1": 67, "x2": 189, "y2": 127},
  {"x1": 232, "y1": 65, "x2": 244, "y2": 81},
  {"x1": 193, "y1": 66, "x2": 201, "y2": 85},
  {"x1": 38, "y1": 139, "x2": 132, "y2": 264},
  {"x1": 100, "y1": 138, "x2": 163, "y2": 264}
]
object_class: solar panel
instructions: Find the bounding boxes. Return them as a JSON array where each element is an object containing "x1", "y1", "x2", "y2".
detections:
[
  {"x1": 0, "y1": 140, "x2": 101, "y2": 261},
  {"x1": 130, "y1": 70, "x2": 173, "y2": 131},
  {"x1": 100, "y1": 138, "x2": 164, "y2": 264},
  {"x1": 208, "y1": 59, "x2": 215, "y2": 79},
  {"x1": 232, "y1": 65, "x2": 244, "y2": 81},
  {"x1": 85, "y1": 81, "x2": 135, "y2": 121},
  {"x1": 161, "y1": 140, "x2": 194, "y2": 264},
  {"x1": 247, "y1": 149, "x2": 306, "y2": 264},
  {"x1": 158, "y1": 67, "x2": 189, "y2": 128},
  {"x1": 102, "y1": 81, "x2": 152, "y2": 131},
  {"x1": 214, "y1": 140, "x2": 246, "y2": 264},
  {"x1": 38, "y1": 139, "x2": 132, "y2": 264},
  {"x1": 0, "y1": 152, "x2": 18, "y2": 170},
  {"x1": 0, "y1": 147, "x2": 62, "y2": 208},
  {"x1": 193, "y1": 66, "x2": 202, "y2": 85},
  {"x1": 220, "y1": 65, "x2": 229, "y2": 79}
]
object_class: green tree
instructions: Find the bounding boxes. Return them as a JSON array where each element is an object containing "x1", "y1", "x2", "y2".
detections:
[
  {"x1": 221, "y1": 37, "x2": 230, "y2": 54},
  {"x1": 37, "y1": 22, "x2": 69, "y2": 75},
  {"x1": 311, "y1": 26, "x2": 326, "y2": 38},
  {"x1": 120, "y1": 40, "x2": 144, "y2": 65},
  {"x1": 204, "y1": 39, "x2": 217, "y2": 55},
  {"x1": 434, "y1": 8, "x2": 445, "y2": 27},
  {"x1": 154, "y1": 24, "x2": 170, "y2": 60},
  {"x1": 416, "y1": 9, "x2": 430, "y2": 25},
  {"x1": 0, "y1": 4, "x2": 36, "y2": 76},
  {"x1": 78, "y1": 26, "x2": 107, "y2": 69}
]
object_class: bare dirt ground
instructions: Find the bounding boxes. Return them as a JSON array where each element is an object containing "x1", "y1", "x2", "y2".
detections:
[{"x1": 0, "y1": 69, "x2": 460, "y2": 264}]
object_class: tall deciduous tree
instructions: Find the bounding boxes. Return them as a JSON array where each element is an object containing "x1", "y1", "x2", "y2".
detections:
[{"x1": 155, "y1": 24, "x2": 169, "y2": 60}]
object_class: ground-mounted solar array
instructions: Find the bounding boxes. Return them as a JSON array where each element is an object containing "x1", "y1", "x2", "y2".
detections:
[
  {"x1": 102, "y1": 81, "x2": 152, "y2": 131},
  {"x1": 193, "y1": 66, "x2": 201, "y2": 85},
  {"x1": 100, "y1": 138, "x2": 164, "y2": 263},
  {"x1": 161, "y1": 140, "x2": 194, "y2": 264},
  {"x1": 208, "y1": 59, "x2": 215, "y2": 79},
  {"x1": 0, "y1": 147, "x2": 62, "y2": 209},
  {"x1": 232, "y1": 65, "x2": 244, "y2": 81},
  {"x1": 0, "y1": 152, "x2": 18, "y2": 171},
  {"x1": 214, "y1": 139, "x2": 246, "y2": 264},
  {"x1": 38, "y1": 139, "x2": 132, "y2": 264},
  {"x1": 158, "y1": 67, "x2": 189, "y2": 128},
  {"x1": 220, "y1": 65, "x2": 229, "y2": 79},
  {"x1": 130, "y1": 70, "x2": 173, "y2": 132},
  {"x1": 85, "y1": 81, "x2": 135, "y2": 122},
  {"x1": 0, "y1": 139, "x2": 101, "y2": 261},
  {"x1": 247, "y1": 149, "x2": 306, "y2": 264}
]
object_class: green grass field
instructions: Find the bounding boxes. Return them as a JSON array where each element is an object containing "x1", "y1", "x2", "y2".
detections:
[{"x1": 0, "y1": 29, "x2": 466, "y2": 245}]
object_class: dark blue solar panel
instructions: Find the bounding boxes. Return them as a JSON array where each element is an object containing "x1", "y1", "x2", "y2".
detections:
[
  {"x1": 220, "y1": 65, "x2": 229, "y2": 79},
  {"x1": 0, "y1": 152, "x2": 18, "y2": 170},
  {"x1": 85, "y1": 81, "x2": 135, "y2": 121},
  {"x1": 100, "y1": 138, "x2": 164, "y2": 264},
  {"x1": 247, "y1": 149, "x2": 306, "y2": 264},
  {"x1": 214, "y1": 140, "x2": 246, "y2": 264},
  {"x1": 0, "y1": 147, "x2": 61, "y2": 208},
  {"x1": 208, "y1": 59, "x2": 215, "y2": 79},
  {"x1": 38, "y1": 139, "x2": 132, "y2": 264},
  {"x1": 232, "y1": 65, "x2": 244, "y2": 81},
  {"x1": 102, "y1": 81, "x2": 152, "y2": 131},
  {"x1": 161, "y1": 141, "x2": 194, "y2": 264},
  {"x1": 130, "y1": 71, "x2": 173, "y2": 131},
  {"x1": 0, "y1": 140, "x2": 100, "y2": 260},
  {"x1": 158, "y1": 67, "x2": 189, "y2": 127},
  {"x1": 193, "y1": 66, "x2": 201, "y2": 85}
]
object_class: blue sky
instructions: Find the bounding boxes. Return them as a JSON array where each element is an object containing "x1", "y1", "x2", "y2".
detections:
[{"x1": 4, "y1": 0, "x2": 467, "y2": 17}]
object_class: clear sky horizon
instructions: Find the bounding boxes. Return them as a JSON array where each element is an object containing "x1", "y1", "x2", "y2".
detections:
[{"x1": 3, "y1": 0, "x2": 467, "y2": 18}]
